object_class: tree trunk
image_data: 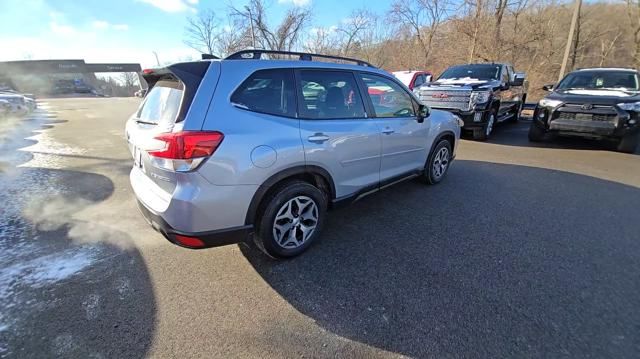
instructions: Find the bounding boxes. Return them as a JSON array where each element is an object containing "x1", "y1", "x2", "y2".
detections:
[{"x1": 468, "y1": 0, "x2": 484, "y2": 62}]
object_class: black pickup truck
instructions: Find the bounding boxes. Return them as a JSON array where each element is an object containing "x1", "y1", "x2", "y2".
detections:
[
  {"x1": 416, "y1": 63, "x2": 527, "y2": 140},
  {"x1": 529, "y1": 68, "x2": 640, "y2": 153}
]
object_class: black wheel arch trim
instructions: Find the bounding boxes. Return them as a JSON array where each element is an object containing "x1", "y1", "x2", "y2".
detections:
[
  {"x1": 428, "y1": 130, "x2": 456, "y2": 157},
  {"x1": 244, "y1": 165, "x2": 336, "y2": 226}
]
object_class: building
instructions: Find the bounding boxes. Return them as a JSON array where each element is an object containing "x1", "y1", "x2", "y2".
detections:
[{"x1": 0, "y1": 59, "x2": 143, "y2": 96}]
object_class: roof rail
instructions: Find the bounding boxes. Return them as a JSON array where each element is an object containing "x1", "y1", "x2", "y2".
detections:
[{"x1": 225, "y1": 49, "x2": 376, "y2": 68}]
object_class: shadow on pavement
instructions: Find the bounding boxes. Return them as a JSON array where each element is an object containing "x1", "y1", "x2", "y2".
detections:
[
  {"x1": 242, "y1": 160, "x2": 640, "y2": 357},
  {"x1": 0, "y1": 109, "x2": 156, "y2": 358}
]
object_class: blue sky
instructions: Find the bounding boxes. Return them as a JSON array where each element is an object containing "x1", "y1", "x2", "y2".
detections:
[{"x1": 0, "y1": 0, "x2": 388, "y2": 68}]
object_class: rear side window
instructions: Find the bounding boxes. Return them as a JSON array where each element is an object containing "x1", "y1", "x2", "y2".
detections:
[
  {"x1": 137, "y1": 80, "x2": 183, "y2": 125},
  {"x1": 297, "y1": 70, "x2": 366, "y2": 120},
  {"x1": 231, "y1": 69, "x2": 295, "y2": 117}
]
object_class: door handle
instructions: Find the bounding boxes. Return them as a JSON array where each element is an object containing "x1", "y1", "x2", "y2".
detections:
[
  {"x1": 307, "y1": 133, "x2": 330, "y2": 143},
  {"x1": 382, "y1": 128, "x2": 394, "y2": 135}
]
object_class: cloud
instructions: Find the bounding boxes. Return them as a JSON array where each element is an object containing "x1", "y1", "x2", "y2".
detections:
[
  {"x1": 92, "y1": 20, "x2": 109, "y2": 29},
  {"x1": 92, "y1": 20, "x2": 129, "y2": 31},
  {"x1": 49, "y1": 21, "x2": 76, "y2": 35},
  {"x1": 278, "y1": 0, "x2": 311, "y2": 6},
  {"x1": 138, "y1": 0, "x2": 198, "y2": 13}
]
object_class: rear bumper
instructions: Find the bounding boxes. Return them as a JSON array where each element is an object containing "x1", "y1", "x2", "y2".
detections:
[{"x1": 137, "y1": 199, "x2": 253, "y2": 249}]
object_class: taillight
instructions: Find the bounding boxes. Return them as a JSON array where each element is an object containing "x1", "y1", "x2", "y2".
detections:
[{"x1": 147, "y1": 131, "x2": 223, "y2": 172}]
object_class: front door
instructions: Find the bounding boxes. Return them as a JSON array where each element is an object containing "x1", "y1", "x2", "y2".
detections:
[
  {"x1": 357, "y1": 73, "x2": 431, "y2": 182},
  {"x1": 296, "y1": 69, "x2": 381, "y2": 199}
]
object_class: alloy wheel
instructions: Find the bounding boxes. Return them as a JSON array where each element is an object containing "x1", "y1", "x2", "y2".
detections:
[
  {"x1": 432, "y1": 146, "x2": 450, "y2": 180},
  {"x1": 272, "y1": 196, "x2": 319, "y2": 249}
]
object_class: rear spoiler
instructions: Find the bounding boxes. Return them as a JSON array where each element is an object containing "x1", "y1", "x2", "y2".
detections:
[{"x1": 141, "y1": 61, "x2": 210, "y2": 123}]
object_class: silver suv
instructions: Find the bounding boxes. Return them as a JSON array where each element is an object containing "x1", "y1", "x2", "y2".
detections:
[{"x1": 126, "y1": 50, "x2": 461, "y2": 258}]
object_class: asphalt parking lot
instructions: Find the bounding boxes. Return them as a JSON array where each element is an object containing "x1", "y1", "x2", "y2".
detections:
[{"x1": 1, "y1": 97, "x2": 639, "y2": 358}]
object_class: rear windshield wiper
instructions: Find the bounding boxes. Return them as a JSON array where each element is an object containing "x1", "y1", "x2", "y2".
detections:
[{"x1": 135, "y1": 119, "x2": 157, "y2": 125}]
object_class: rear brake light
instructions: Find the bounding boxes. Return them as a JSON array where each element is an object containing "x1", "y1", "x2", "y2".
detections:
[
  {"x1": 147, "y1": 131, "x2": 224, "y2": 172},
  {"x1": 142, "y1": 69, "x2": 155, "y2": 74}
]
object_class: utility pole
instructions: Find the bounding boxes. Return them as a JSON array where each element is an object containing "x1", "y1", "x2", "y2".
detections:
[
  {"x1": 152, "y1": 51, "x2": 161, "y2": 67},
  {"x1": 558, "y1": 0, "x2": 582, "y2": 82},
  {"x1": 245, "y1": 5, "x2": 256, "y2": 49}
]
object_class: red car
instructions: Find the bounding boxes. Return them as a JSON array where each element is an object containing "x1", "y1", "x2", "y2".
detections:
[{"x1": 392, "y1": 70, "x2": 433, "y2": 91}]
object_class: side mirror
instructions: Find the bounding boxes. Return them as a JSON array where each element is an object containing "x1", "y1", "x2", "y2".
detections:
[
  {"x1": 511, "y1": 73, "x2": 526, "y2": 86},
  {"x1": 542, "y1": 83, "x2": 555, "y2": 91},
  {"x1": 417, "y1": 104, "x2": 430, "y2": 123}
]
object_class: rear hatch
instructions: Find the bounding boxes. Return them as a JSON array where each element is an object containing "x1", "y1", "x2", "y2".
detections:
[{"x1": 126, "y1": 61, "x2": 218, "y2": 193}]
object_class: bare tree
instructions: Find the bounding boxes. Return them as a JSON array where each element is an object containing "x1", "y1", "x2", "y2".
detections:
[
  {"x1": 232, "y1": 0, "x2": 311, "y2": 51},
  {"x1": 184, "y1": 9, "x2": 219, "y2": 55},
  {"x1": 467, "y1": 0, "x2": 486, "y2": 62},
  {"x1": 336, "y1": 9, "x2": 375, "y2": 56},
  {"x1": 493, "y1": 0, "x2": 509, "y2": 59},
  {"x1": 120, "y1": 72, "x2": 138, "y2": 88},
  {"x1": 304, "y1": 27, "x2": 339, "y2": 54},
  {"x1": 599, "y1": 31, "x2": 623, "y2": 66},
  {"x1": 390, "y1": 0, "x2": 451, "y2": 66},
  {"x1": 628, "y1": 0, "x2": 640, "y2": 68}
]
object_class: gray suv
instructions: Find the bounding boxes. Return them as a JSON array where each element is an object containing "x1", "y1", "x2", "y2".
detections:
[{"x1": 126, "y1": 50, "x2": 461, "y2": 258}]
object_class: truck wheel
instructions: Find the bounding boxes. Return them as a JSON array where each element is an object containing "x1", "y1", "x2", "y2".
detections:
[
  {"x1": 423, "y1": 139, "x2": 452, "y2": 185},
  {"x1": 473, "y1": 110, "x2": 495, "y2": 141},
  {"x1": 616, "y1": 132, "x2": 640, "y2": 153},
  {"x1": 255, "y1": 180, "x2": 327, "y2": 259},
  {"x1": 509, "y1": 101, "x2": 524, "y2": 123},
  {"x1": 528, "y1": 122, "x2": 547, "y2": 142}
]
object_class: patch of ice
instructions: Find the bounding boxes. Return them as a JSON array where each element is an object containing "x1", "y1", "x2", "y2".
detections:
[{"x1": 0, "y1": 248, "x2": 97, "y2": 300}]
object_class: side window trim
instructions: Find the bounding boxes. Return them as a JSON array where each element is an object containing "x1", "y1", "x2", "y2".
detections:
[
  {"x1": 293, "y1": 68, "x2": 368, "y2": 121},
  {"x1": 357, "y1": 71, "x2": 417, "y2": 119}
]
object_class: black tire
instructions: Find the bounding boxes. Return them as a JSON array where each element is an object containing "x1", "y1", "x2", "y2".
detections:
[
  {"x1": 473, "y1": 109, "x2": 496, "y2": 141},
  {"x1": 508, "y1": 100, "x2": 524, "y2": 123},
  {"x1": 616, "y1": 131, "x2": 640, "y2": 153},
  {"x1": 254, "y1": 180, "x2": 327, "y2": 259},
  {"x1": 528, "y1": 122, "x2": 547, "y2": 142},
  {"x1": 423, "y1": 139, "x2": 453, "y2": 185}
]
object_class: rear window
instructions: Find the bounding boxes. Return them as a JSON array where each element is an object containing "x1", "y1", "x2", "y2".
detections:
[
  {"x1": 231, "y1": 69, "x2": 296, "y2": 117},
  {"x1": 136, "y1": 80, "x2": 183, "y2": 125}
]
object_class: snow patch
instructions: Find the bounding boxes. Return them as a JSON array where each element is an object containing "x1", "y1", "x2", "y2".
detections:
[
  {"x1": 435, "y1": 77, "x2": 487, "y2": 85},
  {"x1": 564, "y1": 89, "x2": 633, "y2": 97},
  {"x1": 0, "y1": 248, "x2": 97, "y2": 300}
]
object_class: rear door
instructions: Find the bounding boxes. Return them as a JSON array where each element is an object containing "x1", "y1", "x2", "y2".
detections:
[
  {"x1": 296, "y1": 69, "x2": 381, "y2": 198},
  {"x1": 357, "y1": 72, "x2": 430, "y2": 182}
]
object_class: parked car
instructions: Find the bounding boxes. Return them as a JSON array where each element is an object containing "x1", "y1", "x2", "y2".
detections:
[
  {"x1": 0, "y1": 93, "x2": 29, "y2": 116},
  {"x1": 0, "y1": 99, "x2": 11, "y2": 117},
  {"x1": 126, "y1": 50, "x2": 461, "y2": 258},
  {"x1": 392, "y1": 70, "x2": 432, "y2": 91},
  {"x1": 416, "y1": 63, "x2": 527, "y2": 140},
  {"x1": 529, "y1": 68, "x2": 640, "y2": 153}
]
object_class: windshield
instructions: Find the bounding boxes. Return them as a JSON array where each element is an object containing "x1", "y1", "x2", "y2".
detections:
[
  {"x1": 438, "y1": 65, "x2": 501, "y2": 81},
  {"x1": 556, "y1": 71, "x2": 639, "y2": 91}
]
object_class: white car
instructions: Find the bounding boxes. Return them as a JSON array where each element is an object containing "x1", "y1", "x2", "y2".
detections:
[
  {"x1": 0, "y1": 93, "x2": 29, "y2": 116},
  {"x1": 0, "y1": 99, "x2": 11, "y2": 117}
]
